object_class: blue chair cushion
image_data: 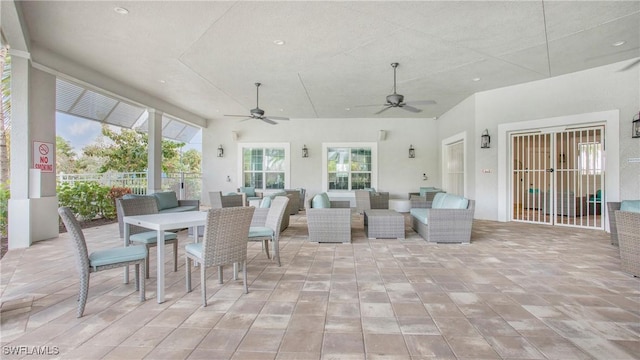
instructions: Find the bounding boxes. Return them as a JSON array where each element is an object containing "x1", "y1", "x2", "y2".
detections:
[
  {"x1": 620, "y1": 200, "x2": 640, "y2": 213},
  {"x1": 433, "y1": 193, "x2": 469, "y2": 209},
  {"x1": 153, "y1": 191, "x2": 179, "y2": 210},
  {"x1": 130, "y1": 231, "x2": 177, "y2": 244},
  {"x1": 158, "y1": 205, "x2": 198, "y2": 213},
  {"x1": 419, "y1": 187, "x2": 437, "y2": 196},
  {"x1": 249, "y1": 226, "x2": 274, "y2": 238},
  {"x1": 410, "y1": 208, "x2": 428, "y2": 224},
  {"x1": 89, "y1": 245, "x2": 147, "y2": 268},
  {"x1": 185, "y1": 243, "x2": 203, "y2": 259},
  {"x1": 240, "y1": 187, "x2": 256, "y2": 197},
  {"x1": 312, "y1": 193, "x2": 331, "y2": 208},
  {"x1": 589, "y1": 190, "x2": 602, "y2": 202},
  {"x1": 260, "y1": 197, "x2": 272, "y2": 208},
  {"x1": 364, "y1": 188, "x2": 376, "y2": 192}
]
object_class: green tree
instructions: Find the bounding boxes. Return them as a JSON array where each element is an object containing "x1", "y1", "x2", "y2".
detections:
[
  {"x1": 56, "y1": 135, "x2": 77, "y2": 174},
  {"x1": 83, "y1": 125, "x2": 185, "y2": 173}
]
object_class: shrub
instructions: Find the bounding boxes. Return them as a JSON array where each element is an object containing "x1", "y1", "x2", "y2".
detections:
[
  {"x1": 57, "y1": 182, "x2": 116, "y2": 220},
  {"x1": 0, "y1": 182, "x2": 9, "y2": 238}
]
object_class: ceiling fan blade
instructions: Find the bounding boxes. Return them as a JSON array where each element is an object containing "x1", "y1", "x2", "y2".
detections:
[
  {"x1": 401, "y1": 105, "x2": 422, "y2": 113},
  {"x1": 405, "y1": 99, "x2": 437, "y2": 106},
  {"x1": 374, "y1": 106, "x2": 392, "y2": 115},
  {"x1": 618, "y1": 59, "x2": 640, "y2": 72},
  {"x1": 267, "y1": 116, "x2": 290, "y2": 121},
  {"x1": 261, "y1": 117, "x2": 278, "y2": 125},
  {"x1": 238, "y1": 117, "x2": 253, "y2": 122},
  {"x1": 225, "y1": 114, "x2": 252, "y2": 118}
]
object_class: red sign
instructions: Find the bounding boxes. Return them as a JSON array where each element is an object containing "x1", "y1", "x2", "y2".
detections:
[{"x1": 33, "y1": 141, "x2": 54, "y2": 173}]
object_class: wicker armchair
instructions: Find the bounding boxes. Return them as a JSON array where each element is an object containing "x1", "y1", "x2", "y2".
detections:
[
  {"x1": 306, "y1": 194, "x2": 352, "y2": 243},
  {"x1": 116, "y1": 197, "x2": 179, "y2": 278},
  {"x1": 248, "y1": 196, "x2": 289, "y2": 266},
  {"x1": 284, "y1": 190, "x2": 301, "y2": 215},
  {"x1": 614, "y1": 210, "x2": 640, "y2": 277},
  {"x1": 607, "y1": 202, "x2": 621, "y2": 245},
  {"x1": 355, "y1": 190, "x2": 389, "y2": 214},
  {"x1": 59, "y1": 207, "x2": 147, "y2": 317},
  {"x1": 209, "y1": 191, "x2": 244, "y2": 208},
  {"x1": 410, "y1": 194, "x2": 475, "y2": 243},
  {"x1": 185, "y1": 207, "x2": 255, "y2": 305},
  {"x1": 410, "y1": 190, "x2": 445, "y2": 209}
]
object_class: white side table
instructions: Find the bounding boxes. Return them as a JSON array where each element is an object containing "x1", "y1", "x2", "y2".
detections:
[{"x1": 389, "y1": 199, "x2": 411, "y2": 213}]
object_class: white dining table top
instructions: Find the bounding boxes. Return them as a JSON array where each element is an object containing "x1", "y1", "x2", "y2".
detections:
[{"x1": 123, "y1": 211, "x2": 207, "y2": 230}]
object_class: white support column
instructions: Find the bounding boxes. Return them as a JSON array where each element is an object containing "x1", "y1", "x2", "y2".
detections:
[
  {"x1": 8, "y1": 54, "x2": 59, "y2": 249},
  {"x1": 147, "y1": 109, "x2": 163, "y2": 193}
]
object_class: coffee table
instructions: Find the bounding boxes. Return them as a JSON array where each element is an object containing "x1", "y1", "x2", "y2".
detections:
[{"x1": 364, "y1": 209, "x2": 405, "y2": 239}]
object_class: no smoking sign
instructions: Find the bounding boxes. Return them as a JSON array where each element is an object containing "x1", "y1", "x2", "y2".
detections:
[{"x1": 33, "y1": 141, "x2": 54, "y2": 172}]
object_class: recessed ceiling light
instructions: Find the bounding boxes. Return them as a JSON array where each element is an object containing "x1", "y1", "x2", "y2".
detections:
[
  {"x1": 114, "y1": 7, "x2": 129, "y2": 15},
  {"x1": 279, "y1": 108, "x2": 284, "y2": 112},
  {"x1": 159, "y1": 80, "x2": 166, "y2": 84},
  {"x1": 345, "y1": 108, "x2": 351, "y2": 111},
  {"x1": 612, "y1": 40, "x2": 626, "y2": 47},
  {"x1": 472, "y1": 77, "x2": 481, "y2": 82},
  {"x1": 273, "y1": 40, "x2": 285, "y2": 46}
]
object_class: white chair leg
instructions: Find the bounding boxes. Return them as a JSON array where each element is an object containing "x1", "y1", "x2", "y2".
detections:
[
  {"x1": 243, "y1": 261, "x2": 248, "y2": 294},
  {"x1": 201, "y1": 265, "x2": 207, "y2": 307},
  {"x1": 218, "y1": 265, "x2": 223, "y2": 284},
  {"x1": 186, "y1": 257, "x2": 192, "y2": 292},
  {"x1": 139, "y1": 261, "x2": 145, "y2": 301}
]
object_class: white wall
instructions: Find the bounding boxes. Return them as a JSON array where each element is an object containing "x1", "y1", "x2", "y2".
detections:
[
  {"x1": 473, "y1": 59, "x2": 638, "y2": 220},
  {"x1": 202, "y1": 117, "x2": 439, "y2": 205}
]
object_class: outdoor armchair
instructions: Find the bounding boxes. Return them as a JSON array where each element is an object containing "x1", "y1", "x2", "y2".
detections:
[
  {"x1": 58, "y1": 206, "x2": 147, "y2": 317},
  {"x1": 614, "y1": 208, "x2": 640, "y2": 277},
  {"x1": 306, "y1": 193, "x2": 352, "y2": 243}
]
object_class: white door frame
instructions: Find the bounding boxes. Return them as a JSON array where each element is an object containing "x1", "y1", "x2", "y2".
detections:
[
  {"x1": 441, "y1": 132, "x2": 467, "y2": 197},
  {"x1": 497, "y1": 110, "x2": 620, "y2": 229}
]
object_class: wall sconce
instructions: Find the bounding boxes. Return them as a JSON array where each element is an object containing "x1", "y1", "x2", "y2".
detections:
[
  {"x1": 481, "y1": 129, "x2": 491, "y2": 148},
  {"x1": 633, "y1": 112, "x2": 640, "y2": 138},
  {"x1": 302, "y1": 144, "x2": 309, "y2": 158},
  {"x1": 217, "y1": 145, "x2": 224, "y2": 157},
  {"x1": 408, "y1": 145, "x2": 415, "y2": 158}
]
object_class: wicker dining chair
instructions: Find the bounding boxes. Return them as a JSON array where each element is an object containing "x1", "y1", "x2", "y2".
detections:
[
  {"x1": 58, "y1": 207, "x2": 147, "y2": 318},
  {"x1": 248, "y1": 196, "x2": 289, "y2": 266},
  {"x1": 117, "y1": 197, "x2": 179, "y2": 278},
  {"x1": 614, "y1": 210, "x2": 640, "y2": 277},
  {"x1": 185, "y1": 207, "x2": 255, "y2": 306}
]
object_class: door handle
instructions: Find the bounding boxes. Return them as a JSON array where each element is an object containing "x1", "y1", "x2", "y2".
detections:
[{"x1": 546, "y1": 168, "x2": 554, "y2": 173}]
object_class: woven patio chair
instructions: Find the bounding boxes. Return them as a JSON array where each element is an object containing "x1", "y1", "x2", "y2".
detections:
[
  {"x1": 607, "y1": 202, "x2": 621, "y2": 245},
  {"x1": 306, "y1": 194, "x2": 352, "y2": 243},
  {"x1": 185, "y1": 207, "x2": 255, "y2": 306},
  {"x1": 58, "y1": 207, "x2": 147, "y2": 318},
  {"x1": 209, "y1": 191, "x2": 244, "y2": 208},
  {"x1": 248, "y1": 196, "x2": 289, "y2": 266},
  {"x1": 614, "y1": 210, "x2": 640, "y2": 277},
  {"x1": 117, "y1": 197, "x2": 178, "y2": 278}
]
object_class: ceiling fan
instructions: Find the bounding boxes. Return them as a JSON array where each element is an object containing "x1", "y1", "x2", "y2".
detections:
[
  {"x1": 357, "y1": 62, "x2": 436, "y2": 115},
  {"x1": 224, "y1": 82, "x2": 290, "y2": 125}
]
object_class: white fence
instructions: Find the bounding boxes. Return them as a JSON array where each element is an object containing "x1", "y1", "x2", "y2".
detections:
[{"x1": 57, "y1": 172, "x2": 202, "y2": 200}]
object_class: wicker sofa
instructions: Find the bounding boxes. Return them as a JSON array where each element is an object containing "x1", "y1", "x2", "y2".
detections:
[
  {"x1": 614, "y1": 204, "x2": 640, "y2": 277},
  {"x1": 410, "y1": 192, "x2": 475, "y2": 243},
  {"x1": 306, "y1": 193, "x2": 352, "y2": 243}
]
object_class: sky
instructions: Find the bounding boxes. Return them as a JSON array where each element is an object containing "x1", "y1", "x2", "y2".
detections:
[{"x1": 56, "y1": 112, "x2": 202, "y2": 155}]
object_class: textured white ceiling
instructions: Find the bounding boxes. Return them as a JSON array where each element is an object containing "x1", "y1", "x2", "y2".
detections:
[{"x1": 18, "y1": 1, "x2": 640, "y2": 125}]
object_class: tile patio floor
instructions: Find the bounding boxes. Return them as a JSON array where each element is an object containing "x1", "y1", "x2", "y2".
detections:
[{"x1": 1, "y1": 213, "x2": 638, "y2": 359}]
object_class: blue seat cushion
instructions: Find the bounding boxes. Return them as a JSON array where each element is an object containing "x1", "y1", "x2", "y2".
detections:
[
  {"x1": 410, "y1": 208, "x2": 428, "y2": 224},
  {"x1": 620, "y1": 200, "x2": 640, "y2": 213},
  {"x1": 364, "y1": 187, "x2": 376, "y2": 192},
  {"x1": 433, "y1": 193, "x2": 469, "y2": 209},
  {"x1": 240, "y1": 187, "x2": 256, "y2": 197},
  {"x1": 185, "y1": 243, "x2": 203, "y2": 259},
  {"x1": 158, "y1": 205, "x2": 198, "y2": 213},
  {"x1": 153, "y1": 191, "x2": 179, "y2": 210},
  {"x1": 249, "y1": 226, "x2": 274, "y2": 238},
  {"x1": 130, "y1": 231, "x2": 177, "y2": 244},
  {"x1": 260, "y1": 197, "x2": 272, "y2": 208},
  {"x1": 419, "y1": 187, "x2": 437, "y2": 196},
  {"x1": 89, "y1": 245, "x2": 147, "y2": 269},
  {"x1": 312, "y1": 193, "x2": 331, "y2": 208}
]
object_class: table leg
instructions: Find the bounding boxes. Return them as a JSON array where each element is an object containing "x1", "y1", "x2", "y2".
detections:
[
  {"x1": 123, "y1": 223, "x2": 130, "y2": 284},
  {"x1": 157, "y1": 229, "x2": 165, "y2": 303}
]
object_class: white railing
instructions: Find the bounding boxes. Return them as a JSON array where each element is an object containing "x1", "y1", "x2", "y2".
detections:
[{"x1": 57, "y1": 172, "x2": 202, "y2": 200}]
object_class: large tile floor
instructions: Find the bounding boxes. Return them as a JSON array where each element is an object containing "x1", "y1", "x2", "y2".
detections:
[{"x1": 1, "y1": 213, "x2": 638, "y2": 359}]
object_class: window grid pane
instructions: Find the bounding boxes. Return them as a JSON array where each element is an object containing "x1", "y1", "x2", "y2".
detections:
[
  {"x1": 242, "y1": 147, "x2": 285, "y2": 190},
  {"x1": 327, "y1": 146, "x2": 372, "y2": 191}
]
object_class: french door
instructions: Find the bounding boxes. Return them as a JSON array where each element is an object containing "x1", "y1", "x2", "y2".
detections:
[{"x1": 511, "y1": 126, "x2": 604, "y2": 229}]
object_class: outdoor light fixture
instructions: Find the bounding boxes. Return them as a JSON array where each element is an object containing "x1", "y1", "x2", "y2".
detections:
[
  {"x1": 409, "y1": 145, "x2": 415, "y2": 158},
  {"x1": 302, "y1": 144, "x2": 309, "y2": 158},
  {"x1": 481, "y1": 129, "x2": 491, "y2": 148},
  {"x1": 217, "y1": 145, "x2": 224, "y2": 157},
  {"x1": 633, "y1": 111, "x2": 640, "y2": 138}
]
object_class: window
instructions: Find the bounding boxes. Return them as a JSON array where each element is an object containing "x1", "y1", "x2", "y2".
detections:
[
  {"x1": 578, "y1": 142, "x2": 602, "y2": 175},
  {"x1": 239, "y1": 143, "x2": 290, "y2": 190},
  {"x1": 323, "y1": 143, "x2": 377, "y2": 192}
]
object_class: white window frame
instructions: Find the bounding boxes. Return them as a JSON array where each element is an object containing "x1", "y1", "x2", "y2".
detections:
[
  {"x1": 322, "y1": 142, "x2": 378, "y2": 193},
  {"x1": 237, "y1": 142, "x2": 291, "y2": 192}
]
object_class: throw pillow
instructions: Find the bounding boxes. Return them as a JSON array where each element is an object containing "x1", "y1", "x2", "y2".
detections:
[
  {"x1": 153, "y1": 191, "x2": 179, "y2": 210},
  {"x1": 312, "y1": 193, "x2": 331, "y2": 208},
  {"x1": 620, "y1": 200, "x2": 640, "y2": 213}
]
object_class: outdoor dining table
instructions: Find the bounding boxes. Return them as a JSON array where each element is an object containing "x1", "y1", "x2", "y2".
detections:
[{"x1": 123, "y1": 211, "x2": 207, "y2": 303}]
